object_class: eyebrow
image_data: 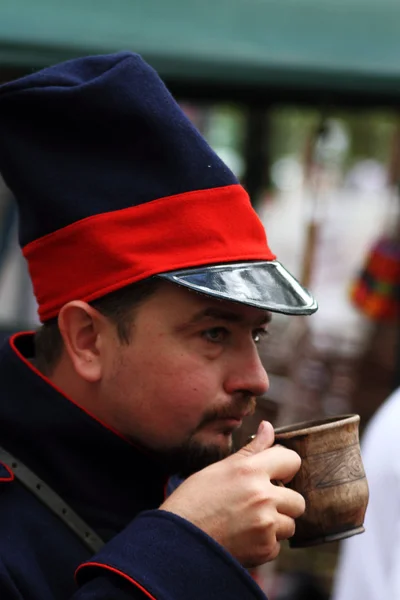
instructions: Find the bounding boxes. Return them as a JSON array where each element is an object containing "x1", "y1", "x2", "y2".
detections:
[{"x1": 178, "y1": 307, "x2": 272, "y2": 330}]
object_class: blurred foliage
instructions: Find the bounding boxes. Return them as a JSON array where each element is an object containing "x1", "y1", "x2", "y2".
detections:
[
  {"x1": 183, "y1": 101, "x2": 399, "y2": 189},
  {"x1": 269, "y1": 107, "x2": 398, "y2": 170}
]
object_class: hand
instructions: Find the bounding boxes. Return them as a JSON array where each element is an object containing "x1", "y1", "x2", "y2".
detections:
[{"x1": 160, "y1": 421, "x2": 305, "y2": 567}]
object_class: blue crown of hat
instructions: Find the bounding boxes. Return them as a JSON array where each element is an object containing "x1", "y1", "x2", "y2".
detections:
[{"x1": 0, "y1": 51, "x2": 238, "y2": 248}]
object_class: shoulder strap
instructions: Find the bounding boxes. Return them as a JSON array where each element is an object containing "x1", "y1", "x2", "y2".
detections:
[{"x1": 0, "y1": 446, "x2": 104, "y2": 554}]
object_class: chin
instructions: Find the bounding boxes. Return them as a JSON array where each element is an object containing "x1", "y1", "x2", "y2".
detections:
[
  {"x1": 142, "y1": 427, "x2": 235, "y2": 479},
  {"x1": 195, "y1": 428, "x2": 234, "y2": 449},
  {"x1": 175, "y1": 436, "x2": 234, "y2": 478}
]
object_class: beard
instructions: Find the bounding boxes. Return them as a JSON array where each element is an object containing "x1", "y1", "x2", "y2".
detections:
[
  {"x1": 131, "y1": 397, "x2": 256, "y2": 478},
  {"x1": 157, "y1": 436, "x2": 233, "y2": 479}
]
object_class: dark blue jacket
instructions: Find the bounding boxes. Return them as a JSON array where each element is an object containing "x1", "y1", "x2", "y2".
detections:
[{"x1": 0, "y1": 333, "x2": 267, "y2": 599}]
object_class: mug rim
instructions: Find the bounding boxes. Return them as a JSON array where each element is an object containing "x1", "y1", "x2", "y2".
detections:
[{"x1": 274, "y1": 413, "x2": 360, "y2": 438}]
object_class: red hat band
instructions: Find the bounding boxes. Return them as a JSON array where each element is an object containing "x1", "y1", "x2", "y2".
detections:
[{"x1": 23, "y1": 184, "x2": 275, "y2": 322}]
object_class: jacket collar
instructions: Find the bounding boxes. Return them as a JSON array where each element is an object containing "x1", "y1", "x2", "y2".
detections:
[{"x1": 0, "y1": 332, "x2": 168, "y2": 541}]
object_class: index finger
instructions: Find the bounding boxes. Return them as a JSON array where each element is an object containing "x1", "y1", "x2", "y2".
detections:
[{"x1": 248, "y1": 444, "x2": 302, "y2": 484}]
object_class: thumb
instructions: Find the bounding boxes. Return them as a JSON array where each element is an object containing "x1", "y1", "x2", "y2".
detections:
[{"x1": 237, "y1": 421, "x2": 275, "y2": 457}]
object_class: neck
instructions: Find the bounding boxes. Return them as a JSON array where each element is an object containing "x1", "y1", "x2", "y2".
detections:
[{"x1": 50, "y1": 354, "x2": 100, "y2": 421}]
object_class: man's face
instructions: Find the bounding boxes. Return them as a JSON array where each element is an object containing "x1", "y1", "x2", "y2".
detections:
[{"x1": 100, "y1": 281, "x2": 270, "y2": 475}]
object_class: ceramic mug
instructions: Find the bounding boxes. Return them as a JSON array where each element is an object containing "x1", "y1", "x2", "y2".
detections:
[{"x1": 271, "y1": 414, "x2": 369, "y2": 548}]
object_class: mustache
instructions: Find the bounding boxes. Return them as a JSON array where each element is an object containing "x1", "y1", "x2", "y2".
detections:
[{"x1": 195, "y1": 396, "x2": 257, "y2": 429}]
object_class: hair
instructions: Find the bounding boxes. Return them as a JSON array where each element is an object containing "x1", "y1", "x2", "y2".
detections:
[{"x1": 34, "y1": 277, "x2": 161, "y2": 375}]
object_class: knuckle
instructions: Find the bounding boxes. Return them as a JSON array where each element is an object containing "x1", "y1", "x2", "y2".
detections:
[
  {"x1": 271, "y1": 541, "x2": 281, "y2": 560},
  {"x1": 233, "y1": 465, "x2": 271, "y2": 501},
  {"x1": 259, "y1": 541, "x2": 281, "y2": 563},
  {"x1": 246, "y1": 517, "x2": 283, "y2": 565},
  {"x1": 254, "y1": 486, "x2": 283, "y2": 513},
  {"x1": 259, "y1": 507, "x2": 278, "y2": 530},
  {"x1": 251, "y1": 480, "x2": 273, "y2": 503},
  {"x1": 287, "y1": 519, "x2": 296, "y2": 538},
  {"x1": 233, "y1": 460, "x2": 255, "y2": 479},
  {"x1": 249, "y1": 507, "x2": 277, "y2": 536},
  {"x1": 277, "y1": 517, "x2": 296, "y2": 541}
]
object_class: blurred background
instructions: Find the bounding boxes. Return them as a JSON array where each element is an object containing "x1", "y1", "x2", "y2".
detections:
[{"x1": 2, "y1": 1, "x2": 400, "y2": 597}]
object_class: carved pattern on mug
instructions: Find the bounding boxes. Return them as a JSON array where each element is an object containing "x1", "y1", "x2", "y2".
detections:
[{"x1": 305, "y1": 444, "x2": 366, "y2": 490}]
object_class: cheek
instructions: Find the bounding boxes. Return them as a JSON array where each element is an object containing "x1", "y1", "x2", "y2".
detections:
[
  {"x1": 146, "y1": 352, "x2": 215, "y2": 420},
  {"x1": 111, "y1": 343, "x2": 222, "y2": 443}
]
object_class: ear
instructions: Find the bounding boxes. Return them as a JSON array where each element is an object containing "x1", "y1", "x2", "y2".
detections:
[{"x1": 57, "y1": 301, "x2": 106, "y2": 383}]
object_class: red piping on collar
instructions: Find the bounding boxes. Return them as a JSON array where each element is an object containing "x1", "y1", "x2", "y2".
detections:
[
  {"x1": 75, "y1": 563, "x2": 157, "y2": 600},
  {"x1": 10, "y1": 332, "x2": 132, "y2": 445},
  {"x1": 0, "y1": 462, "x2": 14, "y2": 482}
]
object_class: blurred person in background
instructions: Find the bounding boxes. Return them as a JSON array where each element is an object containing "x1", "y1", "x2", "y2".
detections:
[
  {"x1": 0, "y1": 53, "x2": 317, "y2": 599},
  {"x1": 332, "y1": 386, "x2": 400, "y2": 600}
]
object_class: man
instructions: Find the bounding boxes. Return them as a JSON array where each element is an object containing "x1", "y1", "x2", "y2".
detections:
[
  {"x1": 0, "y1": 52, "x2": 317, "y2": 599},
  {"x1": 332, "y1": 386, "x2": 400, "y2": 600}
]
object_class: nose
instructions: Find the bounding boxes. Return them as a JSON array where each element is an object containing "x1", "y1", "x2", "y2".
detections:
[{"x1": 224, "y1": 345, "x2": 269, "y2": 398}]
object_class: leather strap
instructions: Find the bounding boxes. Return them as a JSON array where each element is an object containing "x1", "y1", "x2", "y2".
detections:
[{"x1": 0, "y1": 446, "x2": 105, "y2": 554}]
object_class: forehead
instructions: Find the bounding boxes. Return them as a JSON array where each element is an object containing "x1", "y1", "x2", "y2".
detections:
[{"x1": 147, "y1": 280, "x2": 271, "y2": 325}]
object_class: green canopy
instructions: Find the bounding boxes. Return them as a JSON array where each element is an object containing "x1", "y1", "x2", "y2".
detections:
[{"x1": 1, "y1": 0, "x2": 400, "y2": 100}]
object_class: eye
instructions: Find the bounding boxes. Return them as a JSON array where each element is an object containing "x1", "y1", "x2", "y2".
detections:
[
  {"x1": 253, "y1": 328, "x2": 269, "y2": 344},
  {"x1": 202, "y1": 327, "x2": 229, "y2": 343}
]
